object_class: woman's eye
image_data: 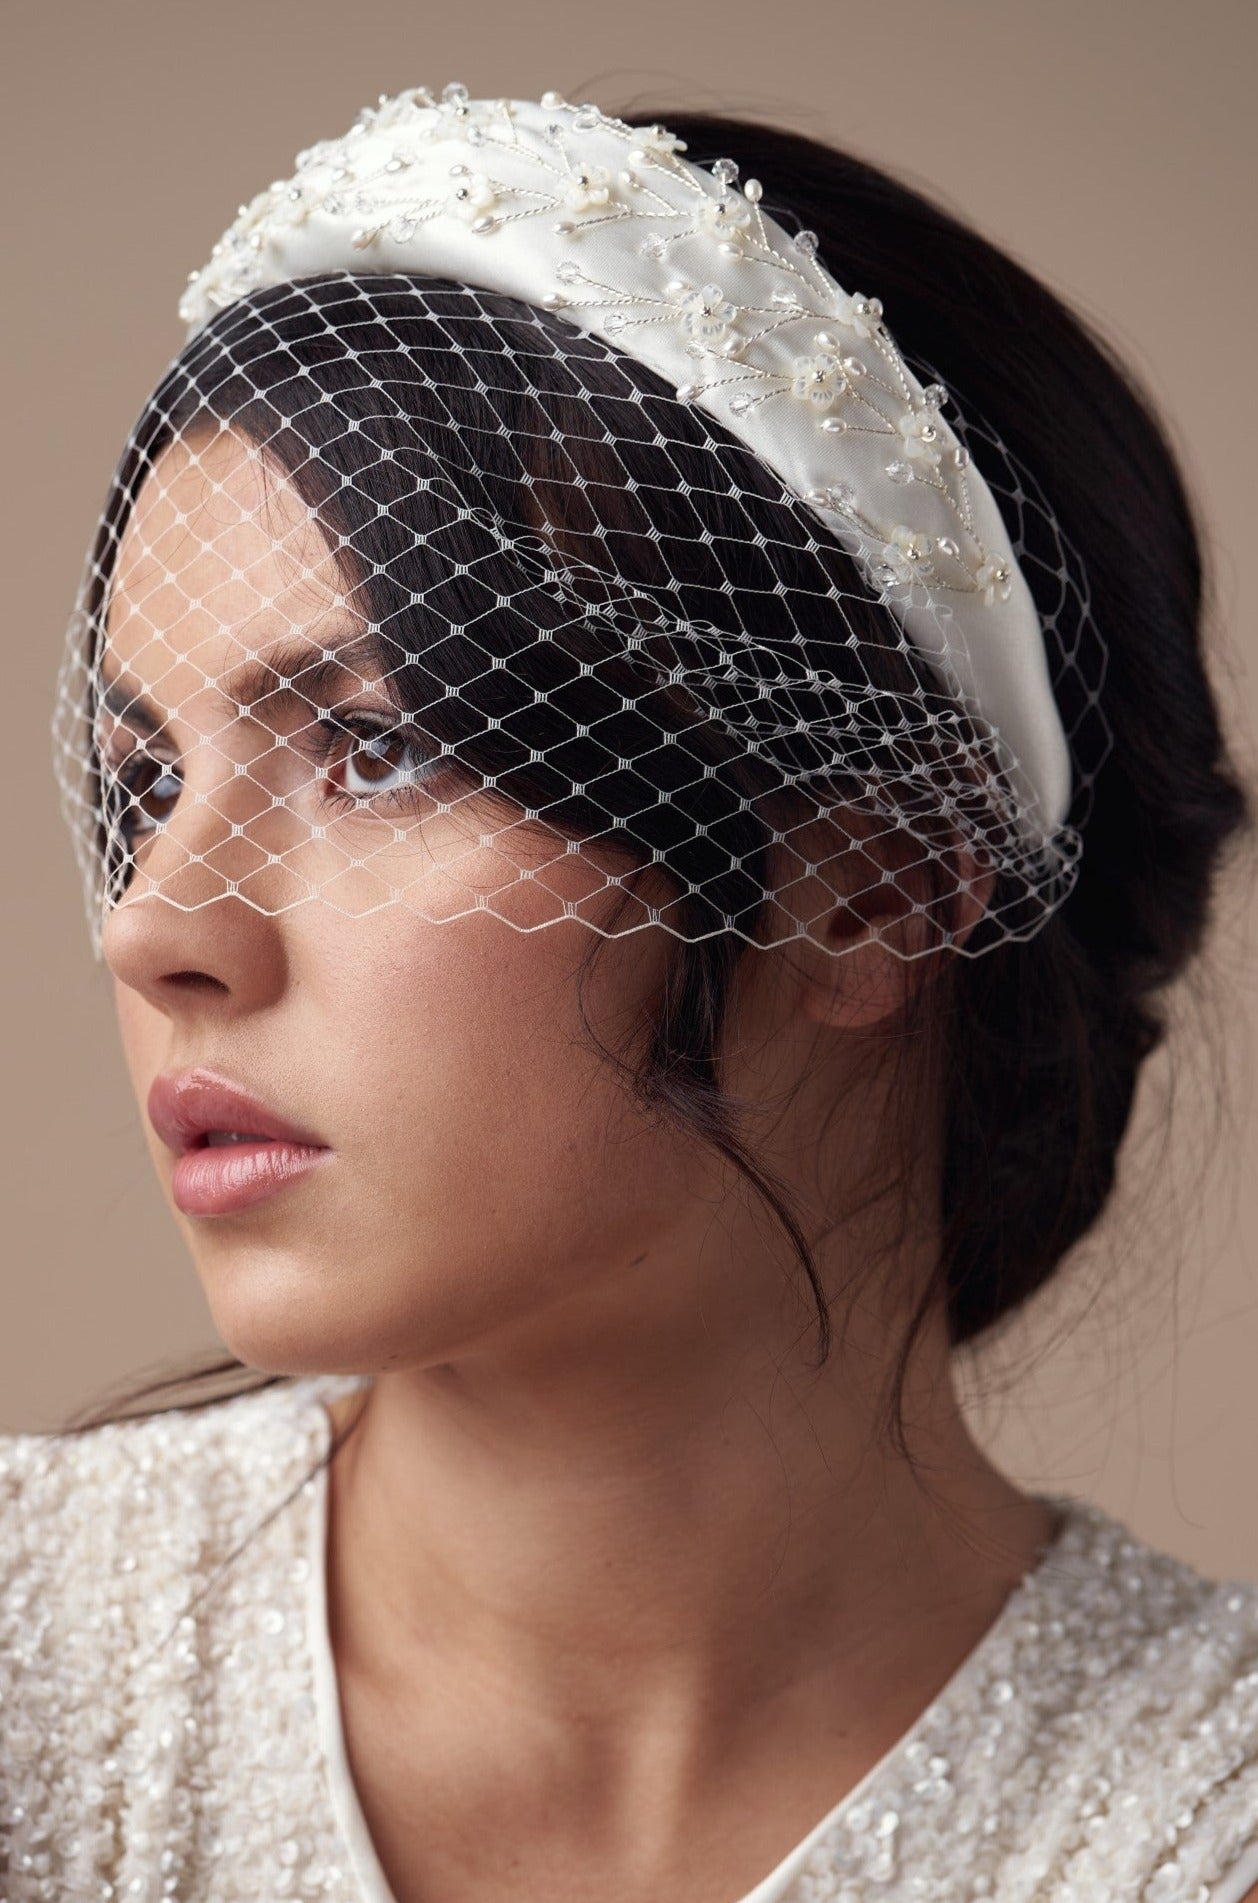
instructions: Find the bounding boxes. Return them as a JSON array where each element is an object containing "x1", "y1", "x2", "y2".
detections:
[
  {"x1": 325, "y1": 718, "x2": 436, "y2": 802},
  {"x1": 103, "y1": 750, "x2": 182, "y2": 840},
  {"x1": 96, "y1": 717, "x2": 436, "y2": 842}
]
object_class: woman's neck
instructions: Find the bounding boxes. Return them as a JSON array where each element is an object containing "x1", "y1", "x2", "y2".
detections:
[{"x1": 320, "y1": 1299, "x2": 1055, "y2": 1780}]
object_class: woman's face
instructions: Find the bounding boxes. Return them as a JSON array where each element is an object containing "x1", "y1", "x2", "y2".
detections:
[{"x1": 98, "y1": 426, "x2": 889, "y2": 1383}]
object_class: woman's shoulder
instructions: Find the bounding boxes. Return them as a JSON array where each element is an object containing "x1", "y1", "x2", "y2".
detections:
[
  {"x1": 0, "y1": 1375, "x2": 332, "y2": 1536},
  {"x1": 0, "y1": 1375, "x2": 363, "y2": 1893},
  {"x1": 0, "y1": 1376, "x2": 344, "y2": 1708},
  {"x1": 985, "y1": 1493, "x2": 1258, "y2": 1899}
]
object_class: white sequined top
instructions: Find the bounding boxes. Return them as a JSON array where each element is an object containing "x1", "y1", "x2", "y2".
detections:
[{"x1": 2, "y1": 1373, "x2": 1257, "y2": 1903}]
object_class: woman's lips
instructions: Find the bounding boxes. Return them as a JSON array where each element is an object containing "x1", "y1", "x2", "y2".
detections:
[
  {"x1": 147, "y1": 1068, "x2": 333, "y2": 1217},
  {"x1": 170, "y1": 1137, "x2": 333, "y2": 1217}
]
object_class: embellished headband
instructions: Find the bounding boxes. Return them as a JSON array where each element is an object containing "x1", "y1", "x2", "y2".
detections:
[{"x1": 179, "y1": 81, "x2": 1072, "y2": 839}]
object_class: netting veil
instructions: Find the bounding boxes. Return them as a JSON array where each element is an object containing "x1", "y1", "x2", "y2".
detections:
[{"x1": 52, "y1": 83, "x2": 1110, "y2": 961}]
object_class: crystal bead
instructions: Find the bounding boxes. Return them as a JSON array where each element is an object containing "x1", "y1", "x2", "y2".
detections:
[
  {"x1": 886, "y1": 460, "x2": 914, "y2": 483},
  {"x1": 792, "y1": 228, "x2": 819, "y2": 258},
  {"x1": 711, "y1": 158, "x2": 739, "y2": 185}
]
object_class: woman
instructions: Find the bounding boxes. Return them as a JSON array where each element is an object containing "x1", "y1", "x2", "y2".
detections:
[{"x1": 5, "y1": 83, "x2": 1257, "y2": 1901}]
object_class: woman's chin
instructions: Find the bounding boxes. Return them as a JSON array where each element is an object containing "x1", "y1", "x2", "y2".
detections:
[{"x1": 189, "y1": 1254, "x2": 387, "y2": 1377}]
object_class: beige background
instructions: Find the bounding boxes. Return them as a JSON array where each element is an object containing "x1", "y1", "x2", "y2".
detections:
[{"x1": 4, "y1": 1, "x2": 1255, "y2": 1577}]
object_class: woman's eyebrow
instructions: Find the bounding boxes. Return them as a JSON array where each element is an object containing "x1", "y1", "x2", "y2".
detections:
[
  {"x1": 96, "y1": 672, "x2": 163, "y2": 738},
  {"x1": 217, "y1": 630, "x2": 390, "y2": 708},
  {"x1": 93, "y1": 629, "x2": 393, "y2": 736}
]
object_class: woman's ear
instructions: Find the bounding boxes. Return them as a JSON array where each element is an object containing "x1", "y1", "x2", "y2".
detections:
[{"x1": 768, "y1": 810, "x2": 997, "y2": 1032}]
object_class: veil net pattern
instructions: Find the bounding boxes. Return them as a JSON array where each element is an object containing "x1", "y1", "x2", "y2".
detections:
[{"x1": 51, "y1": 272, "x2": 1110, "y2": 960}]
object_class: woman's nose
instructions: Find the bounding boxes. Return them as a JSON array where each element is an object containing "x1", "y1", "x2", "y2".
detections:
[{"x1": 99, "y1": 749, "x2": 297, "y2": 1013}]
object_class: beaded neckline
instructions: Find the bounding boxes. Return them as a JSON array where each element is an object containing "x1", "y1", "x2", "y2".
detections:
[
  {"x1": 4, "y1": 1373, "x2": 1254, "y2": 1901},
  {"x1": 294, "y1": 1374, "x2": 1094, "y2": 1903}
]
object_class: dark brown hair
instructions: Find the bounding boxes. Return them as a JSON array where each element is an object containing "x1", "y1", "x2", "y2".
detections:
[{"x1": 58, "y1": 109, "x2": 1252, "y2": 1468}]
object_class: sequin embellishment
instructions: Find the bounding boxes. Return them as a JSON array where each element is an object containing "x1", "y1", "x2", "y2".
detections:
[{"x1": 1, "y1": 1378, "x2": 1256, "y2": 1900}]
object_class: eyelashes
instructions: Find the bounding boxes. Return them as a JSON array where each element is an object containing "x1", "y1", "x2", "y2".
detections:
[
  {"x1": 311, "y1": 710, "x2": 444, "y2": 808},
  {"x1": 96, "y1": 704, "x2": 445, "y2": 845}
]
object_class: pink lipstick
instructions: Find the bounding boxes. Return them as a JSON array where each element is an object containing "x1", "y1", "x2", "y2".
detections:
[{"x1": 147, "y1": 1069, "x2": 333, "y2": 1217}]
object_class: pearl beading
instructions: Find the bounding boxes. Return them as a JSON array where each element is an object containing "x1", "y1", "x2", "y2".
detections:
[
  {"x1": 180, "y1": 85, "x2": 999, "y2": 612},
  {"x1": 3, "y1": 1376, "x2": 1254, "y2": 1901},
  {"x1": 175, "y1": 81, "x2": 1074, "y2": 839}
]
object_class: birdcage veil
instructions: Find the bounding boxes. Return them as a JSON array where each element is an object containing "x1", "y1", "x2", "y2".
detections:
[{"x1": 51, "y1": 85, "x2": 1110, "y2": 962}]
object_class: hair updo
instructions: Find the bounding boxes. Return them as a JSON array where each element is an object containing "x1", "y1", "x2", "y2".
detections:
[{"x1": 62, "y1": 109, "x2": 1251, "y2": 1454}]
